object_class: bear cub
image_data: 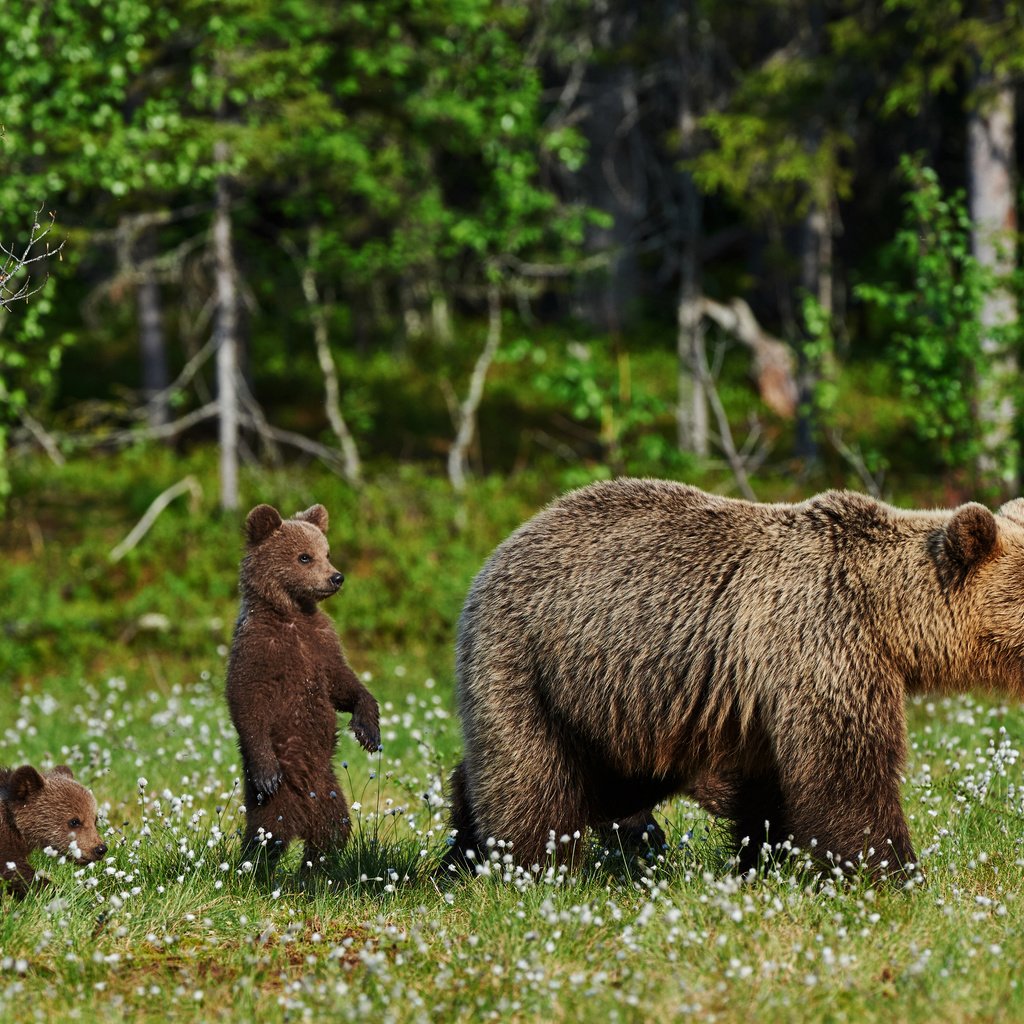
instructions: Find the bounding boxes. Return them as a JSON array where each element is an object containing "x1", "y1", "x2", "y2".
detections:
[
  {"x1": 0, "y1": 764, "x2": 107, "y2": 898},
  {"x1": 227, "y1": 503, "x2": 380, "y2": 871}
]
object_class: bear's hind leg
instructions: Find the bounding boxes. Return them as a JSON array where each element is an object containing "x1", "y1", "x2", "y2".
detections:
[
  {"x1": 441, "y1": 761, "x2": 482, "y2": 873},
  {"x1": 301, "y1": 770, "x2": 352, "y2": 872},
  {"x1": 482, "y1": 765, "x2": 589, "y2": 869},
  {"x1": 459, "y1": 740, "x2": 589, "y2": 870},
  {"x1": 727, "y1": 773, "x2": 790, "y2": 874},
  {"x1": 242, "y1": 792, "x2": 298, "y2": 873}
]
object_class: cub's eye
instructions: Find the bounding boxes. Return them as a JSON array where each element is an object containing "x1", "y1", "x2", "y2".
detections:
[
  {"x1": 298, "y1": 554, "x2": 312, "y2": 564},
  {"x1": 68, "y1": 818, "x2": 82, "y2": 829}
]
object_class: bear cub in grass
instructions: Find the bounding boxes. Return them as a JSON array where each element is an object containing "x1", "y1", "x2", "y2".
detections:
[
  {"x1": 448, "y1": 478, "x2": 1024, "y2": 879},
  {"x1": 227, "y1": 503, "x2": 380, "y2": 870},
  {"x1": 0, "y1": 765, "x2": 106, "y2": 897}
]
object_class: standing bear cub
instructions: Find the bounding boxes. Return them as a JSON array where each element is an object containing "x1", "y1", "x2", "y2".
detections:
[
  {"x1": 448, "y1": 479, "x2": 1024, "y2": 878},
  {"x1": 1, "y1": 765, "x2": 107, "y2": 897},
  {"x1": 227, "y1": 503, "x2": 380, "y2": 870}
]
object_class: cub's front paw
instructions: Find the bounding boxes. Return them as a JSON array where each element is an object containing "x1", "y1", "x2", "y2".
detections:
[
  {"x1": 351, "y1": 716, "x2": 381, "y2": 753},
  {"x1": 249, "y1": 764, "x2": 283, "y2": 801}
]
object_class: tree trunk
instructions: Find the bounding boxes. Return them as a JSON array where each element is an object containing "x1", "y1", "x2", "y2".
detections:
[
  {"x1": 213, "y1": 140, "x2": 239, "y2": 512},
  {"x1": 968, "y1": 70, "x2": 1018, "y2": 492},
  {"x1": 675, "y1": 1, "x2": 708, "y2": 457},
  {"x1": 573, "y1": 25, "x2": 643, "y2": 334},
  {"x1": 135, "y1": 228, "x2": 169, "y2": 430},
  {"x1": 449, "y1": 284, "x2": 502, "y2": 493},
  {"x1": 794, "y1": 0, "x2": 830, "y2": 466},
  {"x1": 796, "y1": 201, "x2": 831, "y2": 463},
  {"x1": 293, "y1": 232, "x2": 362, "y2": 487}
]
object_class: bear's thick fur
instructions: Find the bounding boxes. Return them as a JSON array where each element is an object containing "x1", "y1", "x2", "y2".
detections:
[
  {"x1": 227, "y1": 503, "x2": 380, "y2": 869},
  {"x1": 0, "y1": 765, "x2": 106, "y2": 897},
  {"x1": 448, "y1": 479, "x2": 1024, "y2": 877}
]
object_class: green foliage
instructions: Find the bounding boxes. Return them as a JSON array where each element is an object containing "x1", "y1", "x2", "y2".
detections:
[
  {"x1": 689, "y1": 5, "x2": 855, "y2": 223},
  {"x1": 500, "y1": 334, "x2": 684, "y2": 477},
  {"x1": 695, "y1": 114, "x2": 852, "y2": 221},
  {"x1": 855, "y1": 160, "x2": 1011, "y2": 471},
  {"x1": 800, "y1": 293, "x2": 839, "y2": 417},
  {"x1": 877, "y1": 0, "x2": 1024, "y2": 116},
  {"x1": 0, "y1": 289, "x2": 68, "y2": 506}
]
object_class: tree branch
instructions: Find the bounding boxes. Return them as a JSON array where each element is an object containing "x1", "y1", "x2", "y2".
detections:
[
  {"x1": 449, "y1": 283, "x2": 502, "y2": 493},
  {"x1": 699, "y1": 296, "x2": 798, "y2": 418},
  {"x1": 0, "y1": 207, "x2": 64, "y2": 311},
  {"x1": 109, "y1": 476, "x2": 202, "y2": 563}
]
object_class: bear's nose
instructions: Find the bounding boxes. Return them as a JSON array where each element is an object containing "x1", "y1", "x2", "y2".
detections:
[
  {"x1": 330, "y1": 572, "x2": 344, "y2": 588},
  {"x1": 95, "y1": 843, "x2": 108, "y2": 858}
]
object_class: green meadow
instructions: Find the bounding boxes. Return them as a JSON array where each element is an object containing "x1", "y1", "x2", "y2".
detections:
[{"x1": 1, "y1": 452, "x2": 1023, "y2": 1023}]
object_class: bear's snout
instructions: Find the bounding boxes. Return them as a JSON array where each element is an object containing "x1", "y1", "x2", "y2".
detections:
[
  {"x1": 330, "y1": 572, "x2": 344, "y2": 589},
  {"x1": 93, "y1": 842, "x2": 108, "y2": 859}
]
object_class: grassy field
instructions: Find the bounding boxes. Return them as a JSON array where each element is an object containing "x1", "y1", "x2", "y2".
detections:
[{"x1": 2, "y1": 451, "x2": 1024, "y2": 1022}]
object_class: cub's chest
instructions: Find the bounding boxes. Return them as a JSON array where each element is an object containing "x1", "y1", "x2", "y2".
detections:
[{"x1": 269, "y1": 621, "x2": 339, "y2": 676}]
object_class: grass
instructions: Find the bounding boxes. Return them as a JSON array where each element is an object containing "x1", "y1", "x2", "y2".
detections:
[{"x1": 2, "y1": 451, "x2": 1024, "y2": 1021}]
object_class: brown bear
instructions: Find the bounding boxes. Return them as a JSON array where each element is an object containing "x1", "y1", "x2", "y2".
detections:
[
  {"x1": 446, "y1": 478, "x2": 1024, "y2": 878},
  {"x1": 0, "y1": 764, "x2": 107, "y2": 897},
  {"x1": 227, "y1": 503, "x2": 380, "y2": 871}
]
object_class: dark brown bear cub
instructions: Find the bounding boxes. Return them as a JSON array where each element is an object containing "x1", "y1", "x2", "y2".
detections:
[
  {"x1": 227, "y1": 503, "x2": 380, "y2": 871},
  {"x1": 1, "y1": 765, "x2": 107, "y2": 897},
  {"x1": 448, "y1": 478, "x2": 1024, "y2": 880}
]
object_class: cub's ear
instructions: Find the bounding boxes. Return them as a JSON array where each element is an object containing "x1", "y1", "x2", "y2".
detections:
[
  {"x1": 245, "y1": 504, "x2": 283, "y2": 547},
  {"x1": 49, "y1": 765, "x2": 74, "y2": 779},
  {"x1": 945, "y1": 503, "x2": 998, "y2": 567},
  {"x1": 997, "y1": 498, "x2": 1024, "y2": 527},
  {"x1": 8, "y1": 765, "x2": 45, "y2": 803},
  {"x1": 294, "y1": 504, "x2": 329, "y2": 534}
]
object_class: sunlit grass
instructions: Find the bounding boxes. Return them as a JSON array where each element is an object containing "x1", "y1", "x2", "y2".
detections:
[{"x1": 2, "y1": 669, "x2": 1024, "y2": 1022}]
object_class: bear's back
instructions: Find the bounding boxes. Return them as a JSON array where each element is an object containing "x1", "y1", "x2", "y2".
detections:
[
  {"x1": 463, "y1": 480, "x2": 810, "y2": 635},
  {"x1": 455, "y1": 480, "x2": 929, "y2": 755}
]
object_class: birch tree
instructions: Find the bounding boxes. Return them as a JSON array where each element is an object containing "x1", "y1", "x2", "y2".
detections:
[{"x1": 967, "y1": 70, "x2": 1017, "y2": 489}]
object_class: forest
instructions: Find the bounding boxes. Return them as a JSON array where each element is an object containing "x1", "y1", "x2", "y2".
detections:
[
  {"x1": 3, "y1": 2, "x2": 1024, "y2": 1022},
  {"x1": 2, "y1": 0, "x2": 1023, "y2": 507}
]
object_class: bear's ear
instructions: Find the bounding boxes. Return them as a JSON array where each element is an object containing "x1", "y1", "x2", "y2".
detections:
[
  {"x1": 997, "y1": 498, "x2": 1024, "y2": 527},
  {"x1": 294, "y1": 504, "x2": 329, "y2": 534},
  {"x1": 8, "y1": 765, "x2": 45, "y2": 803},
  {"x1": 945, "y1": 503, "x2": 999, "y2": 568},
  {"x1": 245, "y1": 504, "x2": 283, "y2": 547},
  {"x1": 50, "y1": 765, "x2": 74, "y2": 779}
]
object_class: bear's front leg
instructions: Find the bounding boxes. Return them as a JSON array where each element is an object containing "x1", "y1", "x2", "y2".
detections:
[
  {"x1": 595, "y1": 810, "x2": 667, "y2": 853},
  {"x1": 783, "y1": 744, "x2": 916, "y2": 880},
  {"x1": 349, "y1": 692, "x2": 380, "y2": 752},
  {"x1": 330, "y1": 666, "x2": 380, "y2": 752},
  {"x1": 1, "y1": 856, "x2": 36, "y2": 899}
]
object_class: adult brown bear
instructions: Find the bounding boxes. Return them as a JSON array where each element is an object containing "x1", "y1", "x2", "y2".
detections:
[{"x1": 446, "y1": 479, "x2": 1024, "y2": 877}]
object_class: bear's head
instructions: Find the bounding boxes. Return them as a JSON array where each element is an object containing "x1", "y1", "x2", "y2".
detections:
[
  {"x1": 934, "y1": 499, "x2": 1024, "y2": 689},
  {"x1": 5, "y1": 765, "x2": 107, "y2": 863},
  {"x1": 240, "y1": 503, "x2": 345, "y2": 613}
]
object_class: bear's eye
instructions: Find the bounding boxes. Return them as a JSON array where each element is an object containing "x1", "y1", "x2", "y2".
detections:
[
  {"x1": 298, "y1": 553, "x2": 312, "y2": 564},
  {"x1": 68, "y1": 818, "x2": 82, "y2": 829}
]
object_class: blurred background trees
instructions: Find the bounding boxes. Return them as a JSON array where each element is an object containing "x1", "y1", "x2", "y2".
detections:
[{"x1": 3, "y1": 0, "x2": 1024, "y2": 511}]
